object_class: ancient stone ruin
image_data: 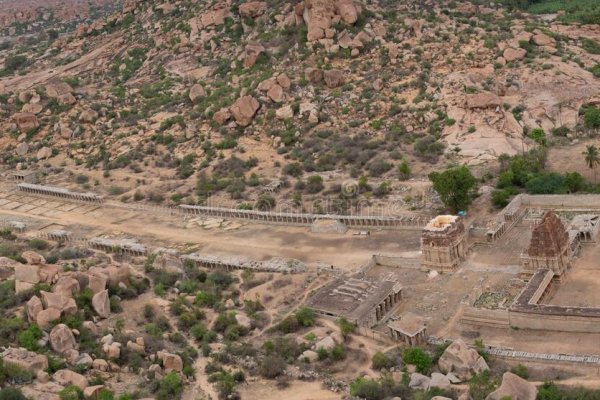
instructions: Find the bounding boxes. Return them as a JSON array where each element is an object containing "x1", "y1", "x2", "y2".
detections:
[
  {"x1": 17, "y1": 183, "x2": 104, "y2": 203},
  {"x1": 421, "y1": 215, "x2": 467, "y2": 271},
  {"x1": 520, "y1": 211, "x2": 570, "y2": 277},
  {"x1": 307, "y1": 275, "x2": 402, "y2": 327}
]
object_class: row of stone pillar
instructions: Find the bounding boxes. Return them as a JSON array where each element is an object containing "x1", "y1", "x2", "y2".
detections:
[
  {"x1": 375, "y1": 291, "x2": 401, "y2": 321},
  {"x1": 17, "y1": 184, "x2": 104, "y2": 203}
]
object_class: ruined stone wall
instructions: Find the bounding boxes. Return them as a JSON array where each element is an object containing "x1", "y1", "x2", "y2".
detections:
[
  {"x1": 521, "y1": 194, "x2": 600, "y2": 209},
  {"x1": 508, "y1": 312, "x2": 600, "y2": 333},
  {"x1": 373, "y1": 254, "x2": 421, "y2": 269}
]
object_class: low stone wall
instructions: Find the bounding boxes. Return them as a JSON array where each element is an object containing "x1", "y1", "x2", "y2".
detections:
[
  {"x1": 460, "y1": 307, "x2": 510, "y2": 328},
  {"x1": 521, "y1": 194, "x2": 600, "y2": 209},
  {"x1": 372, "y1": 254, "x2": 421, "y2": 269},
  {"x1": 508, "y1": 311, "x2": 600, "y2": 333}
]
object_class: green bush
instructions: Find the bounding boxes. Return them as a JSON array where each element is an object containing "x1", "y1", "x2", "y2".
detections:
[
  {"x1": 17, "y1": 324, "x2": 43, "y2": 351},
  {"x1": 259, "y1": 355, "x2": 286, "y2": 379},
  {"x1": 511, "y1": 364, "x2": 529, "y2": 379},
  {"x1": 584, "y1": 106, "x2": 600, "y2": 129},
  {"x1": 0, "y1": 387, "x2": 26, "y2": 400},
  {"x1": 402, "y1": 347, "x2": 432, "y2": 374},
  {"x1": 295, "y1": 307, "x2": 315, "y2": 327},
  {"x1": 349, "y1": 377, "x2": 384, "y2": 400},
  {"x1": 0, "y1": 358, "x2": 33, "y2": 385},
  {"x1": 337, "y1": 317, "x2": 355, "y2": 338},
  {"x1": 59, "y1": 385, "x2": 84, "y2": 400},
  {"x1": 468, "y1": 371, "x2": 497, "y2": 400},
  {"x1": 371, "y1": 351, "x2": 395, "y2": 370},
  {"x1": 156, "y1": 372, "x2": 183, "y2": 400}
]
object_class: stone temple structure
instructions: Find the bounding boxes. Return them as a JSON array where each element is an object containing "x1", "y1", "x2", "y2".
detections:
[
  {"x1": 521, "y1": 211, "x2": 570, "y2": 277},
  {"x1": 421, "y1": 215, "x2": 467, "y2": 272}
]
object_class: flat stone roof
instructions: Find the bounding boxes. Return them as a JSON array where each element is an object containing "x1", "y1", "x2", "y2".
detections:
[
  {"x1": 424, "y1": 215, "x2": 459, "y2": 231},
  {"x1": 307, "y1": 275, "x2": 401, "y2": 322},
  {"x1": 387, "y1": 312, "x2": 426, "y2": 336}
]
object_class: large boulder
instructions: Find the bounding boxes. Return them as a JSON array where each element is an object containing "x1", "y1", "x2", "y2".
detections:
[
  {"x1": 53, "y1": 276, "x2": 80, "y2": 297},
  {"x1": 27, "y1": 295, "x2": 44, "y2": 322},
  {"x1": 157, "y1": 351, "x2": 183, "y2": 372},
  {"x1": 267, "y1": 84, "x2": 284, "y2": 103},
  {"x1": 438, "y1": 339, "x2": 489, "y2": 381},
  {"x1": 13, "y1": 113, "x2": 39, "y2": 132},
  {"x1": 41, "y1": 291, "x2": 68, "y2": 311},
  {"x1": 53, "y1": 369, "x2": 88, "y2": 390},
  {"x1": 304, "y1": 67, "x2": 323, "y2": 83},
  {"x1": 466, "y1": 92, "x2": 502, "y2": 109},
  {"x1": 37, "y1": 308, "x2": 62, "y2": 329},
  {"x1": 189, "y1": 84, "x2": 206, "y2": 103},
  {"x1": 84, "y1": 385, "x2": 105, "y2": 400},
  {"x1": 36, "y1": 147, "x2": 53, "y2": 160},
  {"x1": 315, "y1": 336, "x2": 336, "y2": 351},
  {"x1": 409, "y1": 373, "x2": 431, "y2": 390},
  {"x1": 49, "y1": 324, "x2": 77, "y2": 354},
  {"x1": 230, "y1": 95, "x2": 260, "y2": 126},
  {"x1": 323, "y1": 69, "x2": 344, "y2": 88},
  {"x1": 1, "y1": 347, "x2": 48, "y2": 372},
  {"x1": 88, "y1": 265, "x2": 129, "y2": 286},
  {"x1": 299, "y1": 350, "x2": 319, "y2": 362},
  {"x1": 239, "y1": 1, "x2": 267, "y2": 18},
  {"x1": 79, "y1": 109, "x2": 99, "y2": 123},
  {"x1": 336, "y1": 0, "x2": 358, "y2": 24},
  {"x1": 22, "y1": 251, "x2": 45, "y2": 265},
  {"x1": 45, "y1": 82, "x2": 73, "y2": 98},
  {"x1": 15, "y1": 263, "x2": 40, "y2": 284},
  {"x1": 243, "y1": 43, "x2": 265, "y2": 68},
  {"x1": 532, "y1": 33, "x2": 555, "y2": 47},
  {"x1": 92, "y1": 290, "x2": 111, "y2": 318},
  {"x1": 276, "y1": 105, "x2": 294, "y2": 120},
  {"x1": 503, "y1": 47, "x2": 527, "y2": 62},
  {"x1": 87, "y1": 273, "x2": 107, "y2": 294},
  {"x1": 486, "y1": 372, "x2": 537, "y2": 400},
  {"x1": 430, "y1": 372, "x2": 451, "y2": 390}
]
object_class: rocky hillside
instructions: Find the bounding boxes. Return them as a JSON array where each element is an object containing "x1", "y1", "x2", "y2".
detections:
[
  {"x1": 0, "y1": 0, "x2": 600, "y2": 212},
  {"x1": 0, "y1": 0, "x2": 120, "y2": 37}
]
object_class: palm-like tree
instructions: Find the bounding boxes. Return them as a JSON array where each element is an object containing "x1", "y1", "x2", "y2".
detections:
[{"x1": 583, "y1": 144, "x2": 600, "y2": 183}]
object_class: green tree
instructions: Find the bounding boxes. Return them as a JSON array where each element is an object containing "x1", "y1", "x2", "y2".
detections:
[
  {"x1": 585, "y1": 106, "x2": 600, "y2": 129},
  {"x1": 583, "y1": 144, "x2": 600, "y2": 183},
  {"x1": 528, "y1": 128, "x2": 546, "y2": 146},
  {"x1": 429, "y1": 166, "x2": 477, "y2": 213}
]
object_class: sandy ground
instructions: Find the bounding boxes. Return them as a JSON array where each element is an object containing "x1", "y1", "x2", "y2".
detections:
[
  {"x1": 549, "y1": 242, "x2": 600, "y2": 307},
  {"x1": 547, "y1": 139, "x2": 600, "y2": 183},
  {"x1": 0, "y1": 190, "x2": 422, "y2": 271},
  {"x1": 239, "y1": 380, "x2": 341, "y2": 400}
]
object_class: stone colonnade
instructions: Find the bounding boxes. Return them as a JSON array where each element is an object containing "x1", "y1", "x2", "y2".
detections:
[
  {"x1": 88, "y1": 240, "x2": 146, "y2": 256},
  {"x1": 374, "y1": 291, "x2": 402, "y2": 321},
  {"x1": 17, "y1": 183, "x2": 104, "y2": 203},
  {"x1": 179, "y1": 205, "x2": 427, "y2": 229}
]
